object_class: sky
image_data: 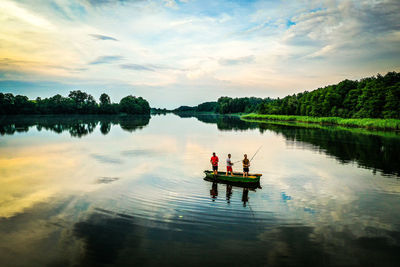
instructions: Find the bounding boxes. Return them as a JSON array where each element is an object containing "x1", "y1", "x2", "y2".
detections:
[{"x1": 0, "y1": 0, "x2": 399, "y2": 108}]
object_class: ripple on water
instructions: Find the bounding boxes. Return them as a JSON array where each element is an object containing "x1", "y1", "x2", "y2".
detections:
[{"x1": 89, "y1": 173, "x2": 277, "y2": 233}]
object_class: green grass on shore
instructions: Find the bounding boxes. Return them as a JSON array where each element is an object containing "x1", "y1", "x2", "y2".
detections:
[{"x1": 241, "y1": 113, "x2": 400, "y2": 131}]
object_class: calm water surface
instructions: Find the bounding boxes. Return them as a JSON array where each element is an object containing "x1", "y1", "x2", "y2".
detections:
[{"x1": 0, "y1": 114, "x2": 399, "y2": 266}]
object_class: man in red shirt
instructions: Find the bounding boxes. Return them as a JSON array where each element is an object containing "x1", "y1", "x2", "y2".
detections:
[{"x1": 210, "y1": 152, "x2": 219, "y2": 175}]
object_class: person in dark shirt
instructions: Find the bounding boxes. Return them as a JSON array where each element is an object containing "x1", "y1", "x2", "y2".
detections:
[
  {"x1": 210, "y1": 152, "x2": 219, "y2": 175},
  {"x1": 242, "y1": 154, "x2": 250, "y2": 177}
]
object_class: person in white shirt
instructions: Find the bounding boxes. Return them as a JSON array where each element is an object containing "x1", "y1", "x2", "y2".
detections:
[{"x1": 226, "y1": 154, "x2": 234, "y2": 176}]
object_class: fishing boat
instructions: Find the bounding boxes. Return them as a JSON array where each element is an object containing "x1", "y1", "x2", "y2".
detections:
[{"x1": 204, "y1": 170, "x2": 262, "y2": 183}]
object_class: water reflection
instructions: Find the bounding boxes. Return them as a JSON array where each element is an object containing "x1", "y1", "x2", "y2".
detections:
[
  {"x1": 210, "y1": 181, "x2": 218, "y2": 201},
  {"x1": 0, "y1": 115, "x2": 150, "y2": 137},
  {"x1": 172, "y1": 114, "x2": 400, "y2": 177},
  {"x1": 242, "y1": 188, "x2": 249, "y2": 207},
  {"x1": 257, "y1": 123, "x2": 400, "y2": 176},
  {"x1": 1, "y1": 114, "x2": 400, "y2": 267},
  {"x1": 205, "y1": 178, "x2": 260, "y2": 207},
  {"x1": 173, "y1": 112, "x2": 258, "y2": 131},
  {"x1": 74, "y1": 212, "x2": 139, "y2": 266},
  {"x1": 226, "y1": 184, "x2": 232, "y2": 203},
  {"x1": 2, "y1": 113, "x2": 399, "y2": 177}
]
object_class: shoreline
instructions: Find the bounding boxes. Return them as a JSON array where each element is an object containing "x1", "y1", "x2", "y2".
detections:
[{"x1": 241, "y1": 113, "x2": 400, "y2": 132}]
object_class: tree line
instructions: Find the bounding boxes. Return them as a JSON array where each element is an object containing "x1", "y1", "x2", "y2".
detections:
[
  {"x1": 0, "y1": 90, "x2": 150, "y2": 115},
  {"x1": 170, "y1": 71, "x2": 399, "y2": 119},
  {"x1": 173, "y1": 97, "x2": 263, "y2": 114},
  {"x1": 257, "y1": 71, "x2": 400, "y2": 118}
]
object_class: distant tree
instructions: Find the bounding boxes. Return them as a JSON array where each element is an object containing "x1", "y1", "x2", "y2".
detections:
[
  {"x1": 68, "y1": 90, "x2": 88, "y2": 105},
  {"x1": 0, "y1": 93, "x2": 14, "y2": 114},
  {"x1": 217, "y1": 96, "x2": 263, "y2": 114},
  {"x1": 174, "y1": 106, "x2": 197, "y2": 112},
  {"x1": 382, "y1": 83, "x2": 400, "y2": 118},
  {"x1": 119, "y1": 95, "x2": 150, "y2": 114},
  {"x1": 257, "y1": 71, "x2": 400, "y2": 118},
  {"x1": 99, "y1": 93, "x2": 111, "y2": 105},
  {"x1": 197, "y1": 101, "x2": 217, "y2": 112}
]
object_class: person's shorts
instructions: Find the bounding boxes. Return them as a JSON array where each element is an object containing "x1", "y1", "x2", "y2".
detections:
[
  {"x1": 212, "y1": 165, "x2": 218, "y2": 171},
  {"x1": 227, "y1": 166, "x2": 233, "y2": 172},
  {"x1": 243, "y1": 167, "x2": 249, "y2": 173}
]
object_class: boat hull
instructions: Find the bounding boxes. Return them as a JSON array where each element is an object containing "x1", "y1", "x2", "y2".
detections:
[{"x1": 204, "y1": 170, "x2": 261, "y2": 183}]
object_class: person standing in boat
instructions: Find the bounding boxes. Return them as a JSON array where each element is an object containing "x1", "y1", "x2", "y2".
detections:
[
  {"x1": 242, "y1": 154, "x2": 250, "y2": 177},
  {"x1": 226, "y1": 153, "x2": 234, "y2": 176},
  {"x1": 210, "y1": 152, "x2": 219, "y2": 175}
]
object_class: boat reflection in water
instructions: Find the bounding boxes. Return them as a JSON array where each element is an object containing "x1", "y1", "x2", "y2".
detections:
[{"x1": 204, "y1": 177, "x2": 261, "y2": 206}]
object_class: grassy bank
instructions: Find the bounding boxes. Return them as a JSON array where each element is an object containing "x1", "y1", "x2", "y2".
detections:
[{"x1": 241, "y1": 114, "x2": 400, "y2": 131}]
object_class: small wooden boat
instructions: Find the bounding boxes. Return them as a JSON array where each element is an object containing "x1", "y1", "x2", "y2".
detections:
[{"x1": 204, "y1": 170, "x2": 262, "y2": 183}]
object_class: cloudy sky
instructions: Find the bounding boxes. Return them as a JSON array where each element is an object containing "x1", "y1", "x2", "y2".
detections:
[{"x1": 0, "y1": 0, "x2": 399, "y2": 108}]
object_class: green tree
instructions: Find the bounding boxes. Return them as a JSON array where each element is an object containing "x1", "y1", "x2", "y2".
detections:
[
  {"x1": 99, "y1": 93, "x2": 111, "y2": 105},
  {"x1": 68, "y1": 90, "x2": 88, "y2": 105},
  {"x1": 119, "y1": 95, "x2": 150, "y2": 114}
]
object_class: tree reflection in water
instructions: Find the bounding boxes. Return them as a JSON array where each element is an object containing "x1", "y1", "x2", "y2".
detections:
[
  {"x1": 0, "y1": 115, "x2": 150, "y2": 138},
  {"x1": 179, "y1": 113, "x2": 400, "y2": 177},
  {"x1": 257, "y1": 123, "x2": 400, "y2": 176},
  {"x1": 2, "y1": 113, "x2": 399, "y2": 176}
]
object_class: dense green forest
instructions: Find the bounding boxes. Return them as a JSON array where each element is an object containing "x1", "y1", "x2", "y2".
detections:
[
  {"x1": 0, "y1": 90, "x2": 150, "y2": 115},
  {"x1": 257, "y1": 71, "x2": 400, "y2": 118},
  {"x1": 172, "y1": 71, "x2": 400, "y2": 119},
  {"x1": 173, "y1": 97, "x2": 263, "y2": 114}
]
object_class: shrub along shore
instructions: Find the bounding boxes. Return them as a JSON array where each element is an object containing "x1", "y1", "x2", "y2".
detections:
[{"x1": 241, "y1": 113, "x2": 400, "y2": 131}]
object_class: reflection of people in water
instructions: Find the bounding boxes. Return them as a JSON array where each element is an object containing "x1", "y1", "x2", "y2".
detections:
[
  {"x1": 210, "y1": 182, "x2": 218, "y2": 201},
  {"x1": 242, "y1": 188, "x2": 249, "y2": 207},
  {"x1": 226, "y1": 184, "x2": 232, "y2": 203}
]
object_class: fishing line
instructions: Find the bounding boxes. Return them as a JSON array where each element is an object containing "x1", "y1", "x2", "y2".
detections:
[
  {"x1": 249, "y1": 145, "x2": 263, "y2": 162},
  {"x1": 231, "y1": 145, "x2": 263, "y2": 164}
]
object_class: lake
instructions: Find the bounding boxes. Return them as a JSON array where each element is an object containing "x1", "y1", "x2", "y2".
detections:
[{"x1": 1, "y1": 114, "x2": 399, "y2": 266}]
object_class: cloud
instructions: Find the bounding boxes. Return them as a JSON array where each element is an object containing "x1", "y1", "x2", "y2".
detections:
[
  {"x1": 163, "y1": 0, "x2": 177, "y2": 8},
  {"x1": 89, "y1": 34, "x2": 118, "y2": 41},
  {"x1": 84, "y1": 0, "x2": 145, "y2": 6},
  {"x1": 284, "y1": 0, "x2": 400, "y2": 59},
  {"x1": 1, "y1": 0, "x2": 399, "y2": 107},
  {"x1": 90, "y1": 154, "x2": 123, "y2": 164},
  {"x1": 89, "y1": 56, "x2": 124, "y2": 65},
  {"x1": 120, "y1": 64, "x2": 155, "y2": 71},
  {"x1": 0, "y1": 0, "x2": 54, "y2": 29},
  {"x1": 219, "y1": 55, "x2": 255, "y2": 66}
]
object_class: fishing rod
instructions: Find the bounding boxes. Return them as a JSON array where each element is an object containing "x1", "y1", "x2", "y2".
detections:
[
  {"x1": 231, "y1": 145, "x2": 263, "y2": 164},
  {"x1": 249, "y1": 145, "x2": 263, "y2": 162}
]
